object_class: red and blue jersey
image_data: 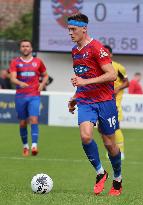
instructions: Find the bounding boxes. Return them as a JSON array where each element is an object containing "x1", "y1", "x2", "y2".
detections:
[
  {"x1": 10, "y1": 57, "x2": 46, "y2": 97},
  {"x1": 72, "y1": 39, "x2": 114, "y2": 104}
]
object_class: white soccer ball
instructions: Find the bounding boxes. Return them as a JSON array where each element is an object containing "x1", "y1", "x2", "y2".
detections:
[{"x1": 31, "y1": 173, "x2": 53, "y2": 194}]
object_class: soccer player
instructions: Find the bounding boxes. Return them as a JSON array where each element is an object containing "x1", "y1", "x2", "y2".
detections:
[
  {"x1": 104, "y1": 45, "x2": 129, "y2": 160},
  {"x1": 9, "y1": 39, "x2": 48, "y2": 157},
  {"x1": 67, "y1": 13, "x2": 122, "y2": 196},
  {"x1": 128, "y1": 72, "x2": 143, "y2": 94}
]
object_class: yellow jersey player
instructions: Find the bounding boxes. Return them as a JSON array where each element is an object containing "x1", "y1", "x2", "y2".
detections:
[{"x1": 104, "y1": 45, "x2": 129, "y2": 160}]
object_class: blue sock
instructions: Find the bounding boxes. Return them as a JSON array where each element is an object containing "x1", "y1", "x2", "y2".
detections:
[
  {"x1": 108, "y1": 152, "x2": 121, "y2": 178},
  {"x1": 20, "y1": 127, "x2": 28, "y2": 145},
  {"x1": 31, "y1": 124, "x2": 39, "y2": 144},
  {"x1": 82, "y1": 139, "x2": 102, "y2": 172}
]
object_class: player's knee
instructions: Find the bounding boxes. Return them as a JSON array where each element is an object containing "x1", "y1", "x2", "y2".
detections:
[
  {"x1": 105, "y1": 143, "x2": 119, "y2": 156},
  {"x1": 80, "y1": 132, "x2": 92, "y2": 144},
  {"x1": 29, "y1": 116, "x2": 38, "y2": 124},
  {"x1": 20, "y1": 120, "x2": 27, "y2": 127},
  {"x1": 81, "y1": 136, "x2": 91, "y2": 144},
  {"x1": 104, "y1": 143, "x2": 113, "y2": 152}
]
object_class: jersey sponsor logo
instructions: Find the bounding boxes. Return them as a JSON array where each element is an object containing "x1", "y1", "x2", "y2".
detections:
[
  {"x1": 99, "y1": 48, "x2": 108, "y2": 58},
  {"x1": 20, "y1": 71, "x2": 36, "y2": 77},
  {"x1": 52, "y1": 0, "x2": 83, "y2": 28},
  {"x1": 74, "y1": 65, "x2": 89, "y2": 74}
]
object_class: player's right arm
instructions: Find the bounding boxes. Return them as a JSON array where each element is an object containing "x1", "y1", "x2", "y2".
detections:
[
  {"x1": 10, "y1": 72, "x2": 29, "y2": 88},
  {"x1": 9, "y1": 59, "x2": 28, "y2": 88},
  {"x1": 68, "y1": 93, "x2": 77, "y2": 114}
]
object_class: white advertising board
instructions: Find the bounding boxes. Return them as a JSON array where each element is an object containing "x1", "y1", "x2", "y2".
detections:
[
  {"x1": 48, "y1": 93, "x2": 143, "y2": 129},
  {"x1": 0, "y1": 90, "x2": 142, "y2": 128},
  {"x1": 121, "y1": 94, "x2": 143, "y2": 129},
  {"x1": 48, "y1": 92, "x2": 78, "y2": 127}
]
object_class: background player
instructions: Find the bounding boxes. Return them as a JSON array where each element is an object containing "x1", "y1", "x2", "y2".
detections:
[
  {"x1": 67, "y1": 13, "x2": 122, "y2": 196},
  {"x1": 128, "y1": 72, "x2": 143, "y2": 94},
  {"x1": 10, "y1": 39, "x2": 48, "y2": 156},
  {"x1": 104, "y1": 45, "x2": 129, "y2": 160}
]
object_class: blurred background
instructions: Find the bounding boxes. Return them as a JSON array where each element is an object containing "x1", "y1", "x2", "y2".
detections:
[{"x1": 0, "y1": 0, "x2": 143, "y2": 127}]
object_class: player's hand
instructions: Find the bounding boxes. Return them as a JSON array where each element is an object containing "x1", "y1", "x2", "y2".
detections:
[
  {"x1": 68, "y1": 98, "x2": 77, "y2": 114},
  {"x1": 19, "y1": 82, "x2": 29, "y2": 88},
  {"x1": 71, "y1": 76, "x2": 88, "y2": 87},
  {"x1": 114, "y1": 88, "x2": 120, "y2": 96},
  {"x1": 38, "y1": 83, "x2": 45, "y2": 92}
]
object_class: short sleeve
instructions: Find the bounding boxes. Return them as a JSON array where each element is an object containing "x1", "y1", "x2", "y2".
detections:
[
  {"x1": 9, "y1": 59, "x2": 17, "y2": 72},
  {"x1": 92, "y1": 41, "x2": 112, "y2": 67},
  {"x1": 39, "y1": 59, "x2": 46, "y2": 73}
]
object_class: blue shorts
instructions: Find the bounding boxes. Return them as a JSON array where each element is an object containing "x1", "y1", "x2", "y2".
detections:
[
  {"x1": 15, "y1": 96, "x2": 40, "y2": 120},
  {"x1": 77, "y1": 100, "x2": 119, "y2": 135}
]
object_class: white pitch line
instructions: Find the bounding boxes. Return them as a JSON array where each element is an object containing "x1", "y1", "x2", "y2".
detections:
[
  {"x1": 0, "y1": 156, "x2": 142, "y2": 165},
  {"x1": 0, "y1": 156, "x2": 84, "y2": 163}
]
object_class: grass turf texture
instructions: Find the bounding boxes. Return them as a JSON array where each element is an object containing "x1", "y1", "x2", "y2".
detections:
[{"x1": 0, "y1": 124, "x2": 143, "y2": 205}]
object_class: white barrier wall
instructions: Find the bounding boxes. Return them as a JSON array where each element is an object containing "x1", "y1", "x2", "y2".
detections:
[
  {"x1": 48, "y1": 92, "x2": 77, "y2": 127},
  {"x1": 121, "y1": 94, "x2": 143, "y2": 129},
  {"x1": 0, "y1": 90, "x2": 143, "y2": 129}
]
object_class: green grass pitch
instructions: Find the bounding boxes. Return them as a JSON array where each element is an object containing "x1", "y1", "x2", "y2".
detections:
[{"x1": 0, "y1": 124, "x2": 143, "y2": 205}]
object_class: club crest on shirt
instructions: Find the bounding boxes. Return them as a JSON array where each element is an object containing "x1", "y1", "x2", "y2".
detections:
[
  {"x1": 99, "y1": 48, "x2": 108, "y2": 58},
  {"x1": 52, "y1": 0, "x2": 83, "y2": 28},
  {"x1": 32, "y1": 62, "x2": 37, "y2": 67}
]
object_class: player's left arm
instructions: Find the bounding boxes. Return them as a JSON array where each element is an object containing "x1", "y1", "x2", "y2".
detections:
[
  {"x1": 114, "y1": 76, "x2": 129, "y2": 95},
  {"x1": 115, "y1": 64, "x2": 129, "y2": 95},
  {"x1": 71, "y1": 63, "x2": 116, "y2": 87},
  {"x1": 38, "y1": 71, "x2": 49, "y2": 91},
  {"x1": 38, "y1": 60, "x2": 49, "y2": 91}
]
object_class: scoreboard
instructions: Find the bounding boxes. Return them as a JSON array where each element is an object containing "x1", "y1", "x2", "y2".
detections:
[{"x1": 33, "y1": 0, "x2": 143, "y2": 54}]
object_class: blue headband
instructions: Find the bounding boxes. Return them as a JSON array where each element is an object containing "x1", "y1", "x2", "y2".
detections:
[{"x1": 68, "y1": 20, "x2": 88, "y2": 27}]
